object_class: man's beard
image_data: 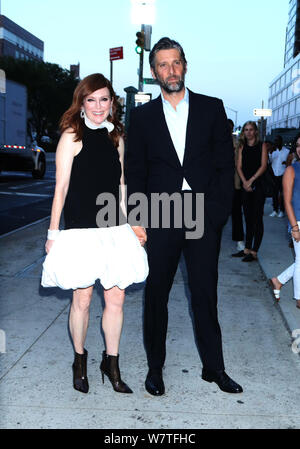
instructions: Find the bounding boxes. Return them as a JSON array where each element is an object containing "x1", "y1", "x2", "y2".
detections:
[{"x1": 155, "y1": 72, "x2": 185, "y2": 94}]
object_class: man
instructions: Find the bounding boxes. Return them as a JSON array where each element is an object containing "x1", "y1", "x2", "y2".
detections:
[
  {"x1": 269, "y1": 135, "x2": 290, "y2": 218},
  {"x1": 126, "y1": 37, "x2": 242, "y2": 395}
]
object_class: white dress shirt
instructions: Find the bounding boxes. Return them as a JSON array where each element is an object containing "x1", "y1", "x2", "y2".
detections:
[
  {"x1": 161, "y1": 88, "x2": 192, "y2": 190},
  {"x1": 269, "y1": 146, "x2": 290, "y2": 176}
]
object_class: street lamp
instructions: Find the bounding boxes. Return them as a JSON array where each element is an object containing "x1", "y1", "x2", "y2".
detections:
[
  {"x1": 225, "y1": 106, "x2": 238, "y2": 130},
  {"x1": 131, "y1": 0, "x2": 156, "y2": 25}
]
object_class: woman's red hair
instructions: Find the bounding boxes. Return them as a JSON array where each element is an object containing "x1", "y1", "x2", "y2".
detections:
[{"x1": 60, "y1": 73, "x2": 124, "y2": 147}]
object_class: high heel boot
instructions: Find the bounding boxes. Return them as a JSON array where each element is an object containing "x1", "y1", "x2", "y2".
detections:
[
  {"x1": 100, "y1": 350, "x2": 133, "y2": 393},
  {"x1": 72, "y1": 348, "x2": 89, "y2": 393}
]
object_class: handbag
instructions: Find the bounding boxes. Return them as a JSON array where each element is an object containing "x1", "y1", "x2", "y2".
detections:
[{"x1": 260, "y1": 163, "x2": 276, "y2": 198}]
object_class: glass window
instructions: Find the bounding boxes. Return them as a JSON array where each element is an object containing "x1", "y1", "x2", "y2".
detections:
[
  {"x1": 284, "y1": 103, "x2": 289, "y2": 116},
  {"x1": 290, "y1": 99, "x2": 296, "y2": 114}
]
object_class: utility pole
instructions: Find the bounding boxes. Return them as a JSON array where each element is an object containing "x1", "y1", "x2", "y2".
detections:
[
  {"x1": 135, "y1": 25, "x2": 152, "y2": 92},
  {"x1": 135, "y1": 29, "x2": 145, "y2": 91}
]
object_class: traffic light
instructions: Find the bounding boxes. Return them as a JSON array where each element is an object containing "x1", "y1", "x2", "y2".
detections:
[{"x1": 135, "y1": 31, "x2": 145, "y2": 54}]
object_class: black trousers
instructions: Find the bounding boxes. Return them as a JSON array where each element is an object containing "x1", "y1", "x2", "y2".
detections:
[
  {"x1": 242, "y1": 187, "x2": 265, "y2": 252},
  {"x1": 144, "y1": 218, "x2": 225, "y2": 372},
  {"x1": 231, "y1": 188, "x2": 244, "y2": 242},
  {"x1": 272, "y1": 175, "x2": 284, "y2": 212}
]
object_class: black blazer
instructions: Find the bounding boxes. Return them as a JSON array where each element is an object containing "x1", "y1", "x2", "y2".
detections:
[{"x1": 125, "y1": 89, "x2": 234, "y2": 231}]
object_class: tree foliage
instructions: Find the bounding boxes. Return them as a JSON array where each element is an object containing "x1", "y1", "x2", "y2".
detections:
[{"x1": 0, "y1": 56, "x2": 78, "y2": 145}]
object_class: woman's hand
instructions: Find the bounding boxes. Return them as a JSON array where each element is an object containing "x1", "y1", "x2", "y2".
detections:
[
  {"x1": 243, "y1": 179, "x2": 253, "y2": 192},
  {"x1": 292, "y1": 230, "x2": 300, "y2": 243},
  {"x1": 45, "y1": 239, "x2": 55, "y2": 254},
  {"x1": 131, "y1": 226, "x2": 147, "y2": 246}
]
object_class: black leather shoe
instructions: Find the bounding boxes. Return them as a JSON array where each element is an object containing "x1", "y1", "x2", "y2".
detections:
[
  {"x1": 202, "y1": 369, "x2": 243, "y2": 393},
  {"x1": 231, "y1": 250, "x2": 245, "y2": 257},
  {"x1": 145, "y1": 369, "x2": 165, "y2": 396},
  {"x1": 242, "y1": 253, "x2": 257, "y2": 262}
]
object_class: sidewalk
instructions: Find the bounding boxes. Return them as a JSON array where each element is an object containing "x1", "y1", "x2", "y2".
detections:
[{"x1": 0, "y1": 203, "x2": 300, "y2": 429}]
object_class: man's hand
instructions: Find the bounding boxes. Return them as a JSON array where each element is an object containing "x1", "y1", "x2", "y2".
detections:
[{"x1": 131, "y1": 226, "x2": 147, "y2": 246}]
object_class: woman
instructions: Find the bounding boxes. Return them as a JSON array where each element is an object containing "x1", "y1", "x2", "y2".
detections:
[
  {"x1": 236, "y1": 121, "x2": 267, "y2": 261},
  {"x1": 41, "y1": 74, "x2": 148, "y2": 394},
  {"x1": 269, "y1": 132, "x2": 300, "y2": 309}
]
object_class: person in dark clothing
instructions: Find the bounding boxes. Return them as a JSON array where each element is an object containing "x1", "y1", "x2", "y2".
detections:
[
  {"x1": 269, "y1": 135, "x2": 290, "y2": 217},
  {"x1": 228, "y1": 119, "x2": 245, "y2": 256},
  {"x1": 126, "y1": 37, "x2": 243, "y2": 396},
  {"x1": 236, "y1": 121, "x2": 267, "y2": 262}
]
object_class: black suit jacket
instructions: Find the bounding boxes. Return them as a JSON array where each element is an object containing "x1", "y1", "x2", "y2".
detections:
[{"x1": 125, "y1": 89, "x2": 234, "y2": 231}]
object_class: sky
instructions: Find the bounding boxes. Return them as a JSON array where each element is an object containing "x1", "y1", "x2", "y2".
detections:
[{"x1": 0, "y1": 0, "x2": 289, "y2": 126}]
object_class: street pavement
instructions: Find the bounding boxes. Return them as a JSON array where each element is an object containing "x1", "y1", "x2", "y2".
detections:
[
  {"x1": 0, "y1": 153, "x2": 55, "y2": 235},
  {"x1": 0, "y1": 199, "x2": 300, "y2": 429}
]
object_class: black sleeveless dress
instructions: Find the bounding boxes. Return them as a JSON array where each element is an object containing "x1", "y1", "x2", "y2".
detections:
[
  {"x1": 241, "y1": 142, "x2": 263, "y2": 189},
  {"x1": 64, "y1": 124, "x2": 122, "y2": 229},
  {"x1": 41, "y1": 123, "x2": 148, "y2": 291}
]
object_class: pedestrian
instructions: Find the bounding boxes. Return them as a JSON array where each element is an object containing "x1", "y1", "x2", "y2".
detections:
[
  {"x1": 41, "y1": 73, "x2": 148, "y2": 394},
  {"x1": 228, "y1": 118, "x2": 245, "y2": 257},
  {"x1": 286, "y1": 145, "x2": 297, "y2": 167},
  {"x1": 269, "y1": 132, "x2": 300, "y2": 309},
  {"x1": 126, "y1": 37, "x2": 243, "y2": 395},
  {"x1": 236, "y1": 121, "x2": 268, "y2": 262},
  {"x1": 269, "y1": 135, "x2": 290, "y2": 218}
]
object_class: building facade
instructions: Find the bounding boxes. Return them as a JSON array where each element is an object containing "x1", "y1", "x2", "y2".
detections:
[
  {"x1": 0, "y1": 15, "x2": 44, "y2": 62},
  {"x1": 267, "y1": 0, "x2": 300, "y2": 135}
]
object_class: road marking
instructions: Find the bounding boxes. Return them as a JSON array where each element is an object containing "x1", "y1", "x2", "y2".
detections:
[
  {"x1": 9, "y1": 180, "x2": 54, "y2": 190},
  {"x1": 9, "y1": 182, "x2": 43, "y2": 189},
  {"x1": 14, "y1": 256, "x2": 46, "y2": 278},
  {"x1": 0, "y1": 191, "x2": 51, "y2": 197},
  {"x1": 0, "y1": 216, "x2": 50, "y2": 239}
]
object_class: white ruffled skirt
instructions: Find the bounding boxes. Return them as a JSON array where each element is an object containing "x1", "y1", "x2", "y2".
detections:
[{"x1": 41, "y1": 224, "x2": 149, "y2": 290}]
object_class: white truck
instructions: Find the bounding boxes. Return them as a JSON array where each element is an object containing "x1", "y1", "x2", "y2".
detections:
[{"x1": 0, "y1": 71, "x2": 46, "y2": 178}]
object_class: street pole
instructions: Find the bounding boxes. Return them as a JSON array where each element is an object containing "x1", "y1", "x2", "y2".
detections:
[
  {"x1": 138, "y1": 25, "x2": 144, "y2": 92},
  {"x1": 260, "y1": 100, "x2": 265, "y2": 142},
  {"x1": 225, "y1": 106, "x2": 238, "y2": 130},
  {"x1": 138, "y1": 49, "x2": 144, "y2": 92},
  {"x1": 110, "y1": 60, "x2": 113, "y2": 85}
]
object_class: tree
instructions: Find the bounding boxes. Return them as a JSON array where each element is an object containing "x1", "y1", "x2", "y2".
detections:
[{"x1": 0, "y1": 56, "x2": 78, "y2": 145}]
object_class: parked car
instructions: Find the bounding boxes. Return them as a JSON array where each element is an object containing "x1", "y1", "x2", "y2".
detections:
[{"x1": 0, "y1": 144, "x2": 46, "y2": 179}]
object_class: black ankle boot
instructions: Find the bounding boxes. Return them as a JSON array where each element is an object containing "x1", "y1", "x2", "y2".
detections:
[
  {"x1": 100, "y1": 350, "x2": 133, "y2": 393},
  {"x1": 72, "y1": 349, "x2": 89, "y2": 394}
]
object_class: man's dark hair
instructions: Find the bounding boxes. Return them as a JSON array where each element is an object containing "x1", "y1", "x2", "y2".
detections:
[
  {"x1": 149, "y1": 37, "x2": 187, "y2": 70},
  {"x1": 227, "y1": 119, "x2": 234, "y2": 131}
]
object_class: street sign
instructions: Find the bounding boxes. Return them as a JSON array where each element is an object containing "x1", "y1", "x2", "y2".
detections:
[
  {"x1": 135, "y1": 92, "x2": 152, "y2": 105},
  {"x1": 109, "y1": 47, "x2": 123, "y2": 61},
  {"x1": 253, "y1": 108, "x2": 272, "y2": 117},
  {"x1": 143, "y1": 78, "x2": 159, "y2": 85}
]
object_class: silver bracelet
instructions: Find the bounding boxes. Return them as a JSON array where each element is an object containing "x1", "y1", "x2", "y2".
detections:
[{"x1": 47, "y1": 229, "x2": 60, "y2": 240}]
